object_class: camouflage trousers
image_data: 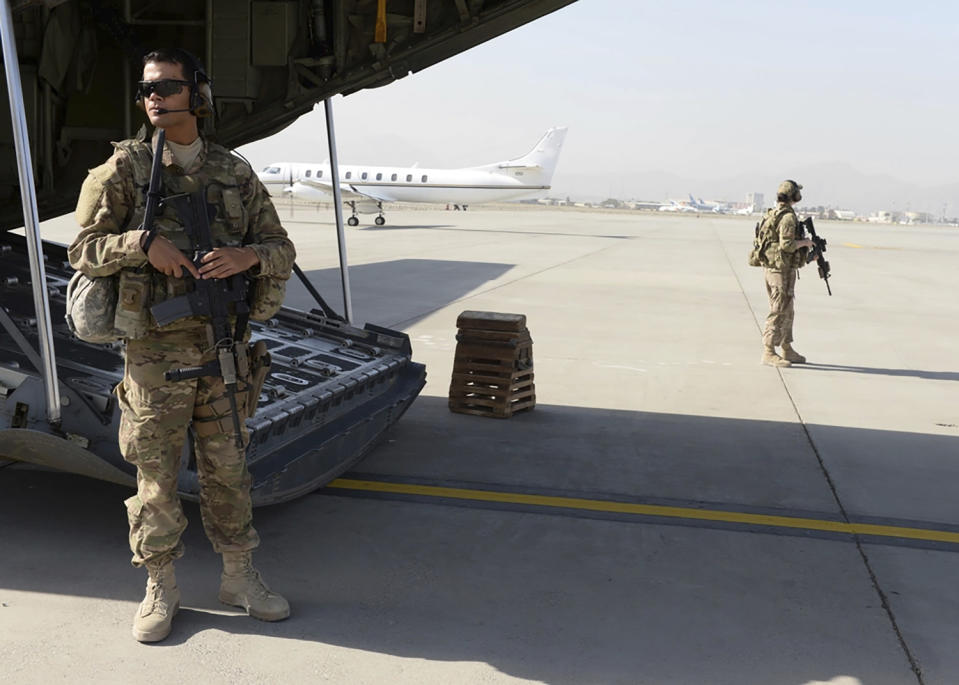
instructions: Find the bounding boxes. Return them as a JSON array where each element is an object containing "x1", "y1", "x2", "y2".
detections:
[
  {"x1": 116, "y1": 326, "x2": 259, "y2": 567},
  {"x1": 762, "y1": 268, "x2": 797, "y2": 347}
]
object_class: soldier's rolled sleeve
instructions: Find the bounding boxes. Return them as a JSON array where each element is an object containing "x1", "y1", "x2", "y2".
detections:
[
  {"x1": 237, "y1": 163, "x2": 296, "y2": 279},
  {"x1": 68, "y1": 154, "x2": 148, "y2": 277},
  {"x1": 777, "y1": 213, "x2": 800, "y2": 253}
]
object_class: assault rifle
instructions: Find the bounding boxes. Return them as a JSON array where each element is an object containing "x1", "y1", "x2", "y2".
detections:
[
  {"x1": 150, "y1": 190, "x2": 250, "y2": 448},
  {"x1": 139, "y1": 129, "x2": 165, "y2": 253},
  {"x1": 797, "y1": 217, "x2": 832, "y2": 296}
]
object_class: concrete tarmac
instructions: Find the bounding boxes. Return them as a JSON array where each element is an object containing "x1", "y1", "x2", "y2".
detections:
[{"x1": 2, "y1": 207, "x2": 957, "y2": 684}]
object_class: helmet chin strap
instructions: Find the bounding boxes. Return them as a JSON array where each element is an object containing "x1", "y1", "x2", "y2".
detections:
[{"x1": 154, "y1": 107, "x2": 192, "y2": 114}]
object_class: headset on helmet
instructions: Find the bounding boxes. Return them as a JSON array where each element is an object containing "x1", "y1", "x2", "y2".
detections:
[
  {"x1": 777, "y1": 179, "x2": 803, "y2": 203},
  {"x1": 135, "y1": 48, "x2": 214, "y2": 119}
]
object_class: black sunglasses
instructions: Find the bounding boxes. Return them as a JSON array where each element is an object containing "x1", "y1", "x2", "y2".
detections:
[{"x1": 137, "y1": 79, "x2": 191, "y2": 99}]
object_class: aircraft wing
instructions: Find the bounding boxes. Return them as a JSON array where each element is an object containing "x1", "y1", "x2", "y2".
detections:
[
  {"x1": 296, "y1": 178, "x2": 371, "y2": 201},
  {"x1": 293, "y1": 178, "x2": 397, "y2": 206}
]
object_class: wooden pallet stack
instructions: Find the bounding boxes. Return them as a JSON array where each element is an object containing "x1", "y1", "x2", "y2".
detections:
[{"x1": 448, "y1": 310, "x2": 535, "y2": 418}]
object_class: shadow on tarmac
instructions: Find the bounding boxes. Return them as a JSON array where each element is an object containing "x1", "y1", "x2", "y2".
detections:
[
  {"x1": 353, "y1": 224, "x2": 455, "y2": 231},
  {"x1": 357, "y1": 224, "x2": 634, "y2": 239},
  {"x1": 285, "y1": 259, "x2": 514, "y2": 327},
  {"x1": 800, "y1": 363, "x2": 959, "y2": 382},
  {"x1": 1, "y1": 396, "x2": 956, "y2": 683}
]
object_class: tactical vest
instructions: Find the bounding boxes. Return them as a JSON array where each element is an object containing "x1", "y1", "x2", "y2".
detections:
[
  {"x1": 117, "y1": 137, "x2": 248, "y2": 251},
  {"x1": 750, "y1": 205, "x2": 799, "y2": 270},
  {"x1": 114, "y1": 137, "x2": 252, "y2": 334}
]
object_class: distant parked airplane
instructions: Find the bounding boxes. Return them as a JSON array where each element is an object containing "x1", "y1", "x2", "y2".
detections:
[
  {"x1": 686, "y1": 194, "x2": 728, "y2": 213},
  {"x1": 257, "y1": 127, "x2": 568, "y2": 226},
  {"x1": 658, "y1": 195, "x2": 729, "y2": 213},
  {"x1": 658, "y1": 199, "x2": 698, "y2": 213}
]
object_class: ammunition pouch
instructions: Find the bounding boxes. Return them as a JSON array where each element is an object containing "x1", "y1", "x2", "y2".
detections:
[
  {"x1": 248, "y1": 276, "x2": 286, "y2": 321},
  {"x1": 191, "y1": 341, "x2": 260, "y2": 439},
  {"x1": 247, "y1": 339, "x2": 271, "y2": 418},
  {"x1": 114, "y1": 270, "x2": 153, "y2": 339},
  {"x1": 65, "y1": 271, "x2": 121, "y2": 343},
  {"x1": 192, "y1": 391, "x2": 249, "y2": 439}
]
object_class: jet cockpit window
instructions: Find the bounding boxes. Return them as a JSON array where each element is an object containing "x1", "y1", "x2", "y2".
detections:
[
  {"x1": 376, "y1": 173, "x2": 383, "y2": 181},
  {"x1": 305, "y1": 170, "x2": 311, "y2": 177},
  {"x1": 391, "y1": 173, "x2": 397, "y2": 181},
  {"x1": 361, "y1": 172, "x2": 368, "y2": 180},
  {"x1": 262, "y1": 166, "x2": 281, "y2": 174},
  {"x1": 421, "y1": 175, "x2": 428, "y2": 183}
]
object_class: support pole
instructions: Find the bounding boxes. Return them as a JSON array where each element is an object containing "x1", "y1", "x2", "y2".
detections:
[
  {"x1": 0, "y1": 0, "x2": 61, "y2": 425},
  {"x1": 323, "y1": 97, "x2": 353, "y2": 323}
]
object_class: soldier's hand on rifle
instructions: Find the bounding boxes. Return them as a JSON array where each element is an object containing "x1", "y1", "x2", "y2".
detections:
[
  {"x1": 198, "y1": 247, "x2": 260, "y2": 280},
  {"x1": 797, "y1": 239, "x2": 814, "y2": 250},
  {"x1": 141, "y1": 233, "x2": 201, "y2": 279}
]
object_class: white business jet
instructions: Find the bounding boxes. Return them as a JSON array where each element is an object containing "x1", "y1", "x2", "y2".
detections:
[{"x1": 257, "y1": 127, "x2": 567, "y2": 226}]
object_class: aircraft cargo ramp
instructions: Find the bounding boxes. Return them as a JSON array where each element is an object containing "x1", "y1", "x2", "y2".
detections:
[{"x1": 0, "y1": 231, "x2": 425, "y2": 505}]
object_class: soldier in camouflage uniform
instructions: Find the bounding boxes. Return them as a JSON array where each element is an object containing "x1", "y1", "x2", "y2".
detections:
[
  {"x1": 758, "y1": 180, "x2": 814, "y2": 367},
  {"x1": 68, "y1": 49, "x2": 295, "y2": 642}
]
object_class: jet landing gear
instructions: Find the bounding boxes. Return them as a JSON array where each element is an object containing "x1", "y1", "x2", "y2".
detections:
[{"x1": 344, "y1": 201, "x2": 386, "y2": 226}]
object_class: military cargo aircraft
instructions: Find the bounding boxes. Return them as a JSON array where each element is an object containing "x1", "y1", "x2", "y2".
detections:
[{"x1": 0, "y1": 0, "x2": 577, "y2": 505}]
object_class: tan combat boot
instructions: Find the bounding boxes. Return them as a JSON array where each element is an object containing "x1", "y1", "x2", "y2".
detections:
[
  {"x1": 761, "y1": 345, "x2": 791, "y2": 367},
  {"x1": 219, "y1": 551, "x2": 290, "y2": 621},
  {"x1": 781, "y1": 343, "x2": 806, "y2": 364},
  {"x1": 132, "y1": 560, "x2": 180, "y2": 642}
]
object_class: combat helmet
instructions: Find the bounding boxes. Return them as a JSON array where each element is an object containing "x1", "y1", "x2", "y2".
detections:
[{"x1": 777, "y1": 179, "x2": 803, "y2": 203}]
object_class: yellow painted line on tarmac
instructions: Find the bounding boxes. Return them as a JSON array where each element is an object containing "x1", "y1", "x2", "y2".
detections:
[
  {"x1": 841, "y1": 242, "x2": 903, "y2": 251},
  {"x1": 328, "y1": 478, "x2": 959, "y2": 545}
]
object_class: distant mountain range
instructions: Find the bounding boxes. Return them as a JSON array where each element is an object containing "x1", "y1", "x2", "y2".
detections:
[{"x1": 553, "y1": 162, "x2": 959, "y2": 216}]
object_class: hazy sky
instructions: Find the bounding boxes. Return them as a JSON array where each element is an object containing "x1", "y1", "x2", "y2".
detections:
[{"x1": 238, "y1": 1, "x2": 959, "y2": 205}]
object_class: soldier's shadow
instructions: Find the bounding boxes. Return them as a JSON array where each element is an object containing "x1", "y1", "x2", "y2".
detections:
[
  {"x1": 800, "y1": 363, "x2": 959, "y2": 382},
  {"x1": 157, "y1": 605, "x2": 322, "y2": 646}
]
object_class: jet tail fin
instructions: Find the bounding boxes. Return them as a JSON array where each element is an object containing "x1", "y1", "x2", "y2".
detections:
[{"x1": 495, "y1": 127, "x2": 568, "y2": 183}]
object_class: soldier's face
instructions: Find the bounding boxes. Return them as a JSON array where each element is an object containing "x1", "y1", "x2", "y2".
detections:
[{"x1": 141, "y1": 61, "x2": 193, "y2": 130}]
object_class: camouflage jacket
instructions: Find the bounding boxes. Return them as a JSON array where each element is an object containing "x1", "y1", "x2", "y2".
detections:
[
  {"x1": 759, "y1": 203, "x2": 805, "y2": 271},
  {"x1": 68, "y1": 128, "x2": 295, "y2": 331}
]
